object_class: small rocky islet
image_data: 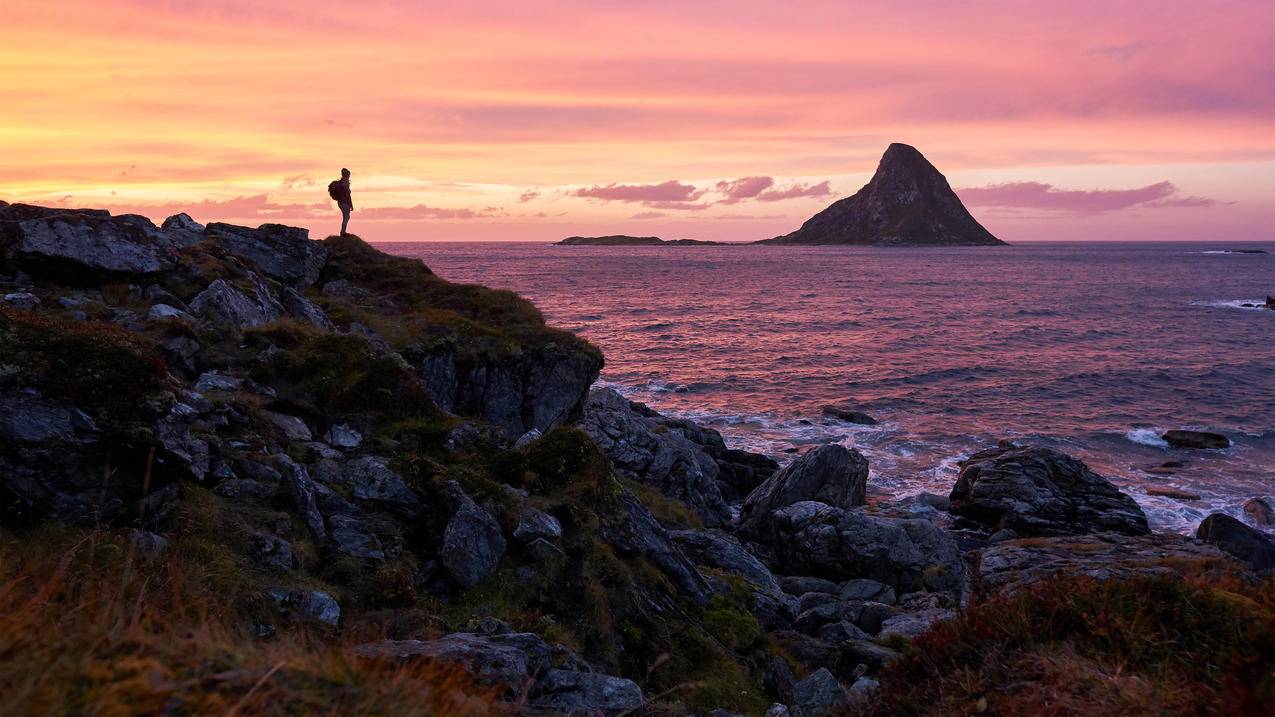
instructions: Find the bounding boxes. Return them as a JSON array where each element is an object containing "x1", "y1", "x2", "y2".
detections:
[{"x1": 1, "y1": 200, "x2": 1273, "y2": 714}]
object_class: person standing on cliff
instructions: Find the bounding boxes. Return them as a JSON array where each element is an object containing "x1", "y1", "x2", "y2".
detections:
[{"x1": 328, "y1": 168, "x2": 354, "y2": 236}]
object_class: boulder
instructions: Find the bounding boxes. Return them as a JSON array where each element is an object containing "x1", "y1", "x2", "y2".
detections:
[
  {"x1": 3, "y1": 292, "x2": 40, "y2": 310},
  {"x1": 578, "y1": 388, "x2": 731, "y2": 526},
  {"x1": 262, "y1": 411, "x2": 312, "y2": 441},
  {"x1": 1196, "y1": 513, "x2": 1275, "y2": 571},
  {"x1": 343, "y1": 457, "x2": 423, "y2": 516},
  {"x1": 671, "y1": 528, "x2": 783, "y2": 596},
  {"x1": 205, "y1": 222, "x2": 327, "y2": 287},
  {"x1": 948, "y1": 445, "x2": 1149, "y2": 536},
  {"x1": 758, "y1": 501, "x2": 967, "y2": 596},
  {"x1": 529, "y1": 668, "x2": 644, "y2": 716},
  {"x1": 277, "y1": 455, "x2": 326, "y2": 541},
  {"x1": 976, "y1": 532, "x2": 1234, "y2": 598},
  {"x1": 250, "y1": 533, "x2": 294, "y2": 571},
  {"x1": 513, "y1": 507, "x2": 563, "y2": 543},
  {"x1": 323, "y1": 423, "x2": 362, "y2": 450},
  {"x1": 440, "y1": 481, "x2": 507, "y2": 589},
  {"x1": 789, "y1": 668, "x2": 850, "y2": 717},
  {"x1": 328, "y1": 514, "x2": 387, "y2": 560},
  {"x1": 838, "y1": 578, "x2": 896, "y2": 605},
  {"x1": 189, "y1": 278, "x2": 280, "y2": 330},
  {"x1": 876, "y1": 608, "x2": 955, "y2": 641},
  {"x1": 0, "y1": 211, "x2": 174, "y2": 281},
  {"x1": 353, "y1": 633, "x2": 546, "y2": 695},
  {"x1": 267, "y1": 588, "x2": 340, "y2": 627},
  {"x1": 1243, "y1": 497, "x2": 1275, "y2": 527},
  {"x1": 1162, "y1": 429, "x2": 1230, "y2": 449},
  {"x1": 159, "y1": 213, "x2": 204, "y2": 247},
  {"x1": 737, "y1": 445, "x2": 869, "y2": 537}
]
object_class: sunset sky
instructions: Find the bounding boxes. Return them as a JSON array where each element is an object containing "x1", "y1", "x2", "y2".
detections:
[{"x1": 2, "y1": 0, "x2": 1272, "y2": 242}]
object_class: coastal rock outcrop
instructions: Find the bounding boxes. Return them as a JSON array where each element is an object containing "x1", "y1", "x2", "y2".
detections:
[
  {"x1": 736, "y1": 444, "x2": 868, "y2": 537},
  {"x1": 1196, "y1": 513, "x2": 1275, "y2": 571},
  {"x1": 0, "y1": 207, "x2": 176, "y2": 280},
  {"x1": 948, "y1": 444, "x2": 1150, "y2": 536},
  {"x1": 205, "y1": 222, "x2": 327, "y2": 287},
  {"x1": 758, "y1": 144, "x2": 1005, "y2": 246}
]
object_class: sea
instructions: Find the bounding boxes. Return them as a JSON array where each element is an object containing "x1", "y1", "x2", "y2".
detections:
[{"x1": 381, "y1": 241, "x2": 1275, "y2": 534}]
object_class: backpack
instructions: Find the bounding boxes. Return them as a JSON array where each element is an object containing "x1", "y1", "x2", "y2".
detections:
[{"x1": 327, "y1": 180, "x2": 342, "y2": 201}]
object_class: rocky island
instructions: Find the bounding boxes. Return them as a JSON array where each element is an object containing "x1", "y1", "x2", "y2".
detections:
[
  {"x1": 0, "y1": 200, "x2": 1271, "y2": 715},
  {"x1": 557, "y1": 235, "x2": 726, "y2": 246},
  {"x1": 759, "y1": 143, "x2": 1006, "y2": 246}
]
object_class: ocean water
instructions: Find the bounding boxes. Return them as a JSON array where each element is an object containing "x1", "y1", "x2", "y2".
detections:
[{"x1": 382, "y1": 241, "x2": 1275, "y2": 534}]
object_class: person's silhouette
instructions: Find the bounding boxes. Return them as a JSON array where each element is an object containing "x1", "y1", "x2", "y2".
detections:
[{"x1": 334, "y1": 168, "x2": 353, "y2": 236}]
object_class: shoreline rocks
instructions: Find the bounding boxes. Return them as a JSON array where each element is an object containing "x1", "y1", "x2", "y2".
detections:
[
  {"x1": 1162, "y1": 429, "x2": 1230, "y2": 449},
  {"x1": 736, "y1": 444, "x2": 868, "y2": 537}
]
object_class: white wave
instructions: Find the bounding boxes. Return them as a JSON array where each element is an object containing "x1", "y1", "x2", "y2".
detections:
[
  {"x1": 1125, "y1": 428, "x2": 1169, "y2": 448},
  {"x1": 1190, "y1": 299, "x2": 1271, "y2": 311}
]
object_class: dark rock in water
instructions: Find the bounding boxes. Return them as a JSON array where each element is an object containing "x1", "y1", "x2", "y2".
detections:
[
  {"x1": 737, "y1": 444, "x2": 869, "y2": 537},
  {"x1": 820, "y1": 405, "x2": 877, "y2": 425},
  {"x1": 579, "y1": 387, "x2": 731, "y2": 526},
  {"x1": 205, "y1": 222, "x2": 327, "y2": 287},
  {"x1": 1162, "y1": 429, "x2": 1230, "y2": 449},
  {"x1": 556, "y1": 235, "x2": 726, "y2": 246},
  {"x1": 1146, "y1": 487, "x2": 1201, "y2": 501},
  {"x1": 1197, "y1": 513, "x2": 1275, "y2": 571},
  {"x1": 975, "y1": 532, "x2": 1233, "y2": 598},
  {"x1": 529, "y1": 668, "x2": 644, "y2": 715},
  {"x1": 1267, "y1": 295, "x2": 1275, "y2": 309},
  {"x1": 758, "y1": 501, "x2": 967, "y2": 596},
  {"x1": 1243, "y1": 497, "x2": 1275, "y2": 527},
  {"x1": 948, "y1": 444, "x2": 1149, "y2": 536},
  {"x1": 758, "y1": 143, "x2": 1005, "y2": 246},
  {"x1": 789, "y1": 667, "x2": 850, "y2": 717},
  {"x1": 0, "y1": 210, "x2": 175, "y2": 281}
]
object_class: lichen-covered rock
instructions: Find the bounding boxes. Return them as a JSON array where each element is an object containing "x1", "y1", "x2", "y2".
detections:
[
  {"x1": 159, "y1": 213, "x2": 204, "y2": 247},
  {"x1": 949, "y1": 444, "x2": 1149, "y2": 536},
  {"x1": 758, "y1": 501, "x2": 967, "y2": 597},
  {"x1": 205, "y1": 222, "x2": 327, "y2": 287},
  {"x1": 737, "y1": 444, "x2": 869, "y2": 537},
  {"x1": 189, "y1": 278, "x2": 280, "y2": 330},
  {"x1": 789, "y1": 668, "x2": 850, "y2": 717},
  {"x1": 0, "y1": 210, "x2": 174, "y2": 280}
]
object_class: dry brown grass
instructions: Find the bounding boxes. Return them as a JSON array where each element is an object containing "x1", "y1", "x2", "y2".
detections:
[{"x1": 0, "y1": 527, "x2": 500, "y2": 716}]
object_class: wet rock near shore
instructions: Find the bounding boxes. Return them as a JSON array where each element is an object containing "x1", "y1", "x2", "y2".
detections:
[
  {"x1": 736, "y1": 444, "x2": 869, "y2": 537},
  {"x1": 1162, "y1": 429, "x2": 1230, "y2": 449},
  {"x1": 949, "y1": 444, "x2": 1150, "y2": 536}
]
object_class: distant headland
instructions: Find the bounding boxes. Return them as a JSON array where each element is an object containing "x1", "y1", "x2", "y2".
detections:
[{"x1": 558, "y1": 144, "x2": 1007, "y2": 247}]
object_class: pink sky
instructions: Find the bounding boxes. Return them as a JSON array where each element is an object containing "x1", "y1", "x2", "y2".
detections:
[{"x1": 1, "y1": 0, "x2": 1272, "y2": 242}]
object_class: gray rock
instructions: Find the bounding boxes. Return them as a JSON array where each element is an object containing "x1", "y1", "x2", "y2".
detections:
[
  {"x1": 323, "y1": 423, "x2": 362, "y2": 450},
  {"x1": 526, "y1": 538, "x2": 566, "y2": 561},
  {"x1": 529, "y1": 668, "x2": 644, "y2": 716},
  {"x1": 1162, "y1": 429, "x2": 1230, "y2": 449},
  {"x1": 737, "y1": 444, "x2": 869, "y2": 537},
  {"x1": 759, "y1": 502, "x2": 967, "y2": 597},
  {"x1": 1244, "y1": 497, "x2": 1275, "y2": 528},
  {"x1": 279, "y1": 286, "x2": 333, "y2": 329},
  {"x1": 3, "y1": 292, "x2": 40, "y2": 310},
  {"x1": 328, "y1": 514, "x2": 387, "y2": 560},
  {"x1": 268, "y1": 588, "x2": 340, "y2": 627},
  {"x1": 251, "y1": 533, "x2": 294, "y2": 571},
  {"x1": 839, "y1": 578, "x2": 896, "y2": 605},
  {"x1": 764, "y1": 705, "x2": 792, "y2": 717},
  {"x1": 877, "y1": 608, "x2": 955, "y2": 641},
  {"x1": 126, "y1": 529, "x2": 169, "y2": 559},
  {"x1": 513, "y1": 507, "x2": 563, "y2": 543},
  {"x1": 602, "y1": 491, "x2": 711, "y2": 604},
  {"x1": 146, "y1": 303, "x2": 193, "y2": 322},
  {"x1": 189, "y1": 278, "x2": 279, "y2": 330},
  {"x1": 155, "y1": 403, "x2": 210, "y2": 481},
  {"x1": 790, "y1": 668, "x2": 850, "y2": 717},
  {"x1": 344, "y1": 457, "x2": 423, "y2": 516},
  {"x1": 850, "y1": 676, "x2": 879, "y2": 697},
  {"x1": 821, "y1": 405, "x2": 877, "y2": 425},
  {"x1": 160, "y1": 212, "x2": 205, "y2": 247},
  {"x1": 0, "y1": 391, "x2": 94, "y2": 443},
  {"x1": 670, "y1": 528, "x2": 783, "y2": 596},
  {"x1": 1197, "y1": 513, "x2": 1275, "y2": 571},
  {"x1": 320, "y1": 279, "x2": 368, "y2": 297},
  {"x1": 262, "y1": 411, "x2": 312, "y2": 441},
  {"x1": 193, "y1": 371, "x2": 242, "y2": 392},
  {"x1": 354, "y1": 633, "x2": 546, "y2": 695},
  {"x1": 205, "y1": 222, "x2": 327, "y2": 287},
  {"x1": 514, "y1": 428, "x2": 542, "y2": 449},
  {"x1": 815, "y1": 619, "x2": 872, "y2": 644},
  {"x1": 779, "y1": 576, "x2": 840, "y2": 596},
  {"x1": 212, "y1": 478, "x2": 276, "y2": 501},
  {"x1": 440, "y1": 481, "x2": 507, "y2": 589},
  {"x1": 579, "y1": 388, "x2": 731, "y2": 527},
  {"x1": 0, "y1": 211, "x2": 173, "y2": 279},
  {"x1": 797, "y1": 591, "x2": 841, "y2": 614},
  {"x1": 277, "y1": 455, "x2": 326, "y2": 541},
  {"x1": 911, "y1": 491, "x2": 950, "y2": 512},
  {"x1": 976, "y1": 532, "x2": 1232, "y2": 598},
  {"x1": 949, "y1": 444, "x2": 1149, "y2": 536}
]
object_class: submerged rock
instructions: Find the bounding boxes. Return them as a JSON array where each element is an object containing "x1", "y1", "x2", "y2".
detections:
[
  {"x1": 820, "y1": 405, "x2": 877, "y2": 425},
  {"x1": 737, "y1": 444, "x2": 869, "y2": 537},
  {"x1": 948, "y1": 444, "x2": 1149, "y2": 536}
]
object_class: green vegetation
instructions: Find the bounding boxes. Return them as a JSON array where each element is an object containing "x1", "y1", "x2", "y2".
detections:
[
  {"x1": 861, "y1": 572, "x2": 1275, "y2": 716},
  {"x1": 0, "y1": 305, "x2": 173, "y2": 426}
]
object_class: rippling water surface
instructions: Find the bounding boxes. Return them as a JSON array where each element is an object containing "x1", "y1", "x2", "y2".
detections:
[{"x1": 383, "y1": 241, "x2": 1275, "y2": 533}]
